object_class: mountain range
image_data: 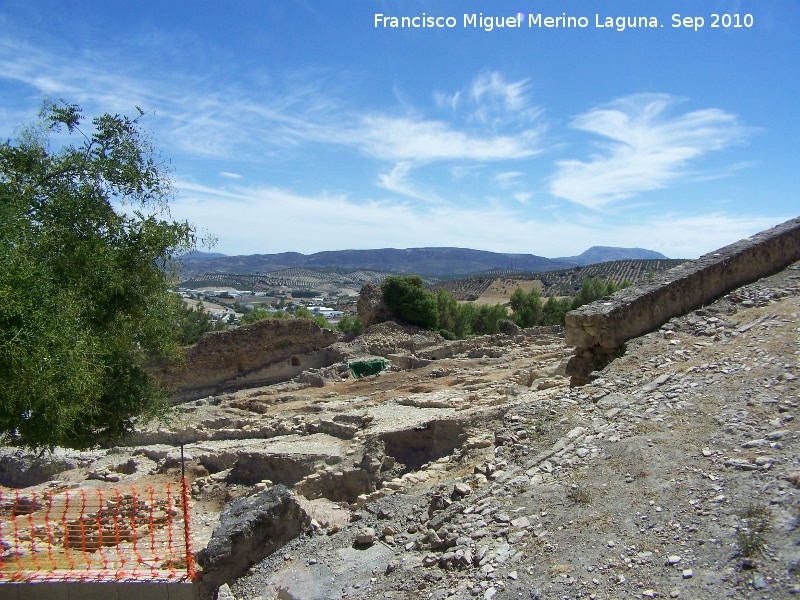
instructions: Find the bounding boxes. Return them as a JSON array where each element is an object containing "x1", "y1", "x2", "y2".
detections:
[{"x1": 179, "y1": 246, "x2": 669, "y2": 280}]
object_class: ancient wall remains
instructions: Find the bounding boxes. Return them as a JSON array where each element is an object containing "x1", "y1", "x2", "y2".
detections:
[
  {"x1": 565, "y1": 216, "x2": 800, "y2": 384},
  {"x1": 162, "y1": 319, "x2": 343, "y2": 402}
]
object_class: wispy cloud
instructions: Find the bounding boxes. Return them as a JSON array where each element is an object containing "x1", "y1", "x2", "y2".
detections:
[
  {"x1": 0, "y1": 35, "x2": 345, "y2": 161},
  {"x1": 468, "y1": 72, "x2": 539, "y2": 126},
  {"x1": 1, "y1": 35, "x2": 545, "y2": 193},
  {"x1": 436, "y1": 71, "x2": 542, "y2": 126},
  {"x1": 376, "y1": 162, "x2": 445, "y2": 204},
  {"x1": 493, "y1": 171, "x2": 524, "y2": 189},
  {"x1": 171, "y1": 179, "x2": 785, "y2": 259},
  {"x1": 513, "y1": 192, "x2": 532, "y2": 204},
  {"x1": 3, "y1": 33, "x2": 775, "y2": 260},
  {"x1": 352, "y1": 116, "x2": 540, "y2": 162},
  {"x1": 550, "y1": 94, "x2": 750, "y2": 209}
]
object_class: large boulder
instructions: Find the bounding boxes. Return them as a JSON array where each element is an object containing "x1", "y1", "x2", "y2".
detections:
[
  {"x1": 357, "y1": 282, "x2": 392, "y2": 328},
  {"x1": 198, "y1": 485, "x2": 309, "y2": 598}
]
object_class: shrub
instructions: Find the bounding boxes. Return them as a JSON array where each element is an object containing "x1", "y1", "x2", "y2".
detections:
[
  {"x1": 382, "y1": 275, "x2": 439, "y2": 330},
  {"x1": 241, "y1": 306, "x2": 283, "y2": 324},
  {"x1": 337, "y1": 316, "x2": 364, "y2": 334},
  {"x1": 509, "y1": 287, "x2": 543, "y2": 328},
  {"x1": 570, "y1": 276, "x2": 632, "y2": 311},
  {"x1": 471, "y1": 304, "x2": 508, "y2": 335},
  {"x1": 176, "y1": 302, "x2": 227, "y2": 344},
  {"x1": 542, "y1": 296, "x2": 571, "y2": 326},
  {"x1": 737, "y1": 504, "x2": 770, "y2": 558}
]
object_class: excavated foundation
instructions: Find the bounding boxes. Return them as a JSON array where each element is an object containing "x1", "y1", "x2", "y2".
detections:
[
  {"x1": 226, "y1": 453, "x2": 317, "y2": 487},
  {"x1": 381, "y1": 419, "x2": 467, "y2": 474},
  {"x1": 295, "y1": 469, "x2": 374, "y2": 504}
]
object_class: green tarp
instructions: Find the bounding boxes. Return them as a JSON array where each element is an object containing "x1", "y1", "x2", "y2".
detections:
[{"x1": 348, "y1": 359, "x2": 386, "y2": 379}]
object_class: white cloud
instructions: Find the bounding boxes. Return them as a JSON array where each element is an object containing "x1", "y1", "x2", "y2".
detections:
[
  {"x1": 513, "y1": 192, "x2": 532, "y2": 204},
  {"x1": 434, "y1": 90, "x2": 460, "y2": 112},
  {"x1": 376, "y1": 162, "x2": 445, "y2": 204},
  {"x1": 435, "y1": 71, "x2": 543, "y2": 128},
  {"x1": 171, "y1": 180, "x2": 785, "y2": 260},
  {"x1": 450, "y1": 165, "x2": 485, "y2": 180},
  {"x1": 3, "y1": 35, "x2": 776, "y2": 262},
  {"x1": 353, "y1": 116, "x2": 541, "y2": 162},
  {"x1": 469, "y1": 72, "x2": 533, "y2": 124},
  {"x1": 599, "y1": 213, "x2": 787, "y2": 259},
  {"x1": 550, "y1": 94, "x2": 750, "y2": 209},
  {"x1": 493, "y1": 171, "x2": 524, "y2": 189},
  {"x1": 1, "y1": 35, "x2": 545, "y2": 185}
]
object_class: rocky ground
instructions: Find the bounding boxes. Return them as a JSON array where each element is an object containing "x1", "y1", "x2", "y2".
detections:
[
  {"x1": 229, "y1": 261, "x2": 800, "y2": 600},
  {"x1": 1, "y1": 262, "x2": 798, "y2": 600}
]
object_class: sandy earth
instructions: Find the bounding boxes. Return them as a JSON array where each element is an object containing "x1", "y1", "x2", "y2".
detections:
[{"x1": 470, "y1": 279, "x2": 544, "y2": 307}]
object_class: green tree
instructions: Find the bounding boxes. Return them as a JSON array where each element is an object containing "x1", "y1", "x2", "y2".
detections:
[
  {"x1": 509, "y1": 287, "x2": 543, "y2": 328},
  {"x1": 453, "y1": 302, "x2": 476, "y2": 338},
  {"x1": 471, "y1": 304, "x2": 508, "y2": 335},
  {"x1": 541, "y1": 295, "x2": 571, "y2": 326},
  {"x1": 382, "y1": 275, "x2": 439, "y2": 330},
  {"x1": 570, "y1": 276, "x2": 632, "y2": 311},
  {"x1": 241, "y1": 305, "x2": 283, "y2": 324},
  {"x1": 295, "y1": 306, "x2": 331, "y2": 329},
  {"x1": 176, "y1": 301, "x2": 226, "y2": 344},
  {"x1": 0, "y1": 100, "x2": 196, "y2": 449},
  {"x1": 337, "y1": 316, "x2": 364, "y2": 334},
  {"x1": 436, "y1": 289, "x2": 459, "y2": 334}
]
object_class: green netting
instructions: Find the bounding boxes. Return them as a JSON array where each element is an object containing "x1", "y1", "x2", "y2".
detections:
[{"x1": 348, "y1": 359, "x2": 386, "y2": 379}]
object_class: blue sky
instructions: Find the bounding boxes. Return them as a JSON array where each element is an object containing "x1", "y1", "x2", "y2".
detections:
[{"x1": 1, "y1": 0, "x2": 797, "y2": 259}]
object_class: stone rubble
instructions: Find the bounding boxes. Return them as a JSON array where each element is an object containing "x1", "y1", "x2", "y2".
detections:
[
  {"x1": 0, "y1": 262, "x2": 798, "y2": 600},
  {"x1": 229, "y1": 261, "x2": 800, "y2": 600}
]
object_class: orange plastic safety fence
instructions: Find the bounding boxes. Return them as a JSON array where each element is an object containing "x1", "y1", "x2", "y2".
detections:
[{"x1": 0, "y1": 482, "x2": 197, "y2": 583}]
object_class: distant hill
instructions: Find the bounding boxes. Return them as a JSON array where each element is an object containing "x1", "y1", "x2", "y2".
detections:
[
  {"x1": 179, "y1": 250, "x2": 228, "y2": 261},
  {"x1": 563, "y1": 246, "x2": 668, "y2": 265},
  {"x1": 432, "y1": 258, "x2": 687, "y2": 300},
  {"x1": 178, "y1": 246, "x2": 669, "y2": 280},
  {"x1": 181, "y1": 268, "x2": 398, "y2": 293}
]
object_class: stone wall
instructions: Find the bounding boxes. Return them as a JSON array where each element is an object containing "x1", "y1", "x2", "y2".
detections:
[
  {"x1": 161, "y1": 318, "x2": 343, "y2": 402},
  {"x1": 565, "y1": 216, "x2": 800, "y2": 384},
  {"x1": 357, "y1": 281, "x2": 393, "y2": 327}
]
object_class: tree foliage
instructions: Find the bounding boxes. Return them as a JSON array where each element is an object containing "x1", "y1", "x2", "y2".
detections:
[
  {"x1": 470, "y1": 303, "x2": 508, "y2": 335},
  {"x1": 295, "y1": 306, "x2": 332, "y2": 329},
  {"x1": 380, "y1": 274, "x2": 632, "y2": 339},
  {"x1": 0, "y1": 100, "x2": 196, "y2": 449},
  {"x1": 570, "y1": 276, "x2": 631, "y2": 311},
  {"x1": 382, "y1": 275, "x2": 439, "y2": 330},
  {"x1": 436, "y1": 289, "x2": 459, "y2": 334},
  {"x1": 240, "y1": 305, "x2": 285, "y2": 325},
  {"x1": 541, "y1": 295, "x2": 571, "y2": 326},
  {"x1": 337, "y1": 316, "x2": 364, "y2": 334},
  {"x1": 435, "y1": 275, "x2": 630, "y2": 336},
  {"x1": 176, "y1": 301, "x2": 227, "y2": 345},
  {"x1": 509, "y1": 287, "x2": 543, "y2": 328}
]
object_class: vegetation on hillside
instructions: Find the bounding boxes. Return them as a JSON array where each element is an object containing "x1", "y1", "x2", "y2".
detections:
[
  {"x1": 238, "y1": 302, "x2": 363, "y2": 334},
  {"x1": 382, "y1": 276, "x2": 440, "y2": 330},
  {"x1": 181, "y1": 267, "x2": 393, "y2": 293},
  {"x1": 433, "y1": 259, "x2": 684, "y2": 300},
  {"x1": 380, "y1": 275, "x2": 631, "y2": 339},
  {"x1": 336, "y1": 315, "x2": 365, "y2": 334}
]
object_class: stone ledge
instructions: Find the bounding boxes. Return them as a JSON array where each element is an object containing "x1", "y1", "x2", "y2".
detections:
[{"x1": 565, "y1": 216, "x2": 800, "y2": 384}]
